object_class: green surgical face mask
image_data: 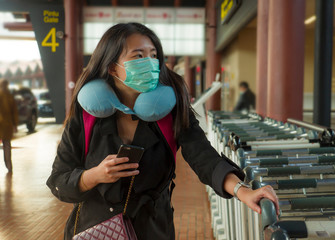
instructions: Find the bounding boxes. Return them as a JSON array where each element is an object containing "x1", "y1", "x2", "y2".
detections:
[{"x1": 114, "y1": 57, "x2": 160, "y2": 93}]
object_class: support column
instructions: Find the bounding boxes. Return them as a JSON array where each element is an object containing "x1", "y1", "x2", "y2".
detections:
[
  {"x1": 256, "y1": 0, "x2": 269, "y2": 117},
  {"x1": 205, "y1": 0, "x2": 221, "y2": 110},
  {"x1": 267, "y1": 0, "x2": 305, "y2": 121},
  {"x1": 313, "y1": 0, "x2": 333, "y2": 127},
  {"x1": 167, "y1": 56, "x2": 176, "y2": 70},
  {"x1": 64, "y1": 0, "x2": 83, "y2": 115},
  {"x1": 143, "y1": 0, "x2": 150, "y2": 7}
]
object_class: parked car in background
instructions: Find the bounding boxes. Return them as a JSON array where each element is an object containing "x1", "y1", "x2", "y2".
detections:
[
  {"x1": 32, "y1": 89, "x2": 54, "y2": 118},
  {"x1": 9, "y1": 86, "x2": 38, "y2": 132}
]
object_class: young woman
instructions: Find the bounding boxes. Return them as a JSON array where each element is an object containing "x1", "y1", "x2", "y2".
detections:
[{"x1": 47, "y1": 22, "x2": 279, "y2": 240}]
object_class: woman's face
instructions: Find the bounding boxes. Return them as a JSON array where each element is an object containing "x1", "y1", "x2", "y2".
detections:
[{"x1": 111, "y1": 33, "x2": 157, "y2": 82}]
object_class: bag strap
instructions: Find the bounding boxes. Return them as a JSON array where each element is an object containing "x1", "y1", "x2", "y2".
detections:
[
  {"x1": 82, "y1": 110, "x2": 176, "y2": 161},
  {"x1": 157, "y1": 113, "x2": 177, "y2": 161},
  {"x1": 73, "y1": 176, "x2": 134, "y2": 236},
  {"x1": 82, "y1": 110, "x2": 96, "y2": 156}
]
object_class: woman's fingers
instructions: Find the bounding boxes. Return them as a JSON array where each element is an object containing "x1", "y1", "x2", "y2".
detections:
[
  {"x1": 261, "y1": 186, "x2": 280, "y2": 215},
  {"x1": 104, "y1": 154, "x2": 117, "y2": 160},
  {"x1": 96, "y1": 155, "x2": 141, "y2": 183},
  {"x1": 249, "y1": 202, "x2": 261, "y2": 214},
  {"x1": 110, "y1": 163, "x2": 139, "y2": 172},
  {"x1": 113, "y1": 170, "x2": 140, "y2": 178},
  {"x1": 105, "y1": 156, "x2": 129, "y2": 166},
  {"x1": 255, "y1": 186, "x2": 280, "y2": 215}
]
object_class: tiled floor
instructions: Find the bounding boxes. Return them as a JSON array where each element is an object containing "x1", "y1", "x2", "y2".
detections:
[
  {"x1": 0, "y1": 123, "x2": 214, "y2": 240},
  {"x1": 173, "y1": 150, "x2": 214, "y2": 240}
]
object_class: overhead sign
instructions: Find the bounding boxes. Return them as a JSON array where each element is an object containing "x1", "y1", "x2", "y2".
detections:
[
  {"x1": 145, "y1": 8, "x2": 174, "y2": 24},
  {"x1": 83, "y1": 7, "x2": 205, "y2": 56},
  {"x1": 220, "y1": 0, "x2": 241, "y2": 24},
  {"x1": 175, "y1": 8, "x2": 205, "y2": 24},
  {"x1": 83, "y1": 7, "x2": 205, "y2": 24},
  {"x1": 83, "y1": 7, "x2": 113, "y2": 22},
  {"x1": 115, "y1": 8, "x2": 144, "y2": 23}
]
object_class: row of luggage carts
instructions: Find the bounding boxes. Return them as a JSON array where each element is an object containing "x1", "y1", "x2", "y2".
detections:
[{"x1": 206, "y1": 111, "x2": 335, "y2": 240}]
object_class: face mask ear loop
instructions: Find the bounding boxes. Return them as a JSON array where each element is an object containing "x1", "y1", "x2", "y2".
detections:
[
  {"x1": 116, "y1": 62, "x2": 125, "y2": 69},
  {"x1": 113, "y1": 75, "x2": 125, "y2": 82},
  {"x1": 113, "y1": 62, "x2": 126, "y2": 82}
]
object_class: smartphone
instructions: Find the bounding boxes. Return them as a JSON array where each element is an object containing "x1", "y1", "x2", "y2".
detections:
[{"x1": 116, "y1": 144, "x2": 145, "y2": 170}]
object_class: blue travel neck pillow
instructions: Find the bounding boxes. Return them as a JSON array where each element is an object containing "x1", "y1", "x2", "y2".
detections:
[{"x1": 77, "y1": 79, "x2": 176, "y2": 122}]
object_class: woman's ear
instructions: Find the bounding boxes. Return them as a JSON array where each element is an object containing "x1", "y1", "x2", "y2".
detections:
[{"x1": 108, "y1": 64, "x2": 116, "y2": 76}]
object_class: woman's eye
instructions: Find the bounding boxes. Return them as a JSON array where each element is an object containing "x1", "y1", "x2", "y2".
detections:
[
  {"x1": 135, "y1": 54, "x2": 143, "y2": 58},
  {"x1": 151, "y1": 54, "x2": 157, "y2": 58}
]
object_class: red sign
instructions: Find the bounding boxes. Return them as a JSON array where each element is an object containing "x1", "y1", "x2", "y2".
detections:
[
  {"x1": 146, "y1": 8, "x2": 174, "y2": 23},
  {"x1": 83, "y1": 7, "x2": 113, "y2": 22}
]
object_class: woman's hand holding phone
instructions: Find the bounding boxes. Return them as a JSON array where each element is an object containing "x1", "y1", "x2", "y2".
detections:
[
  {"x1": 79, "y1": 154, "x2": 140, "y2": 192},
  {"x1": 95, "y1": 154, "x2": 140, "y2": 183}
]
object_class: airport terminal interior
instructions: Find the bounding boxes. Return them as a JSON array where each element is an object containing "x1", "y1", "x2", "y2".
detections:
[{"x1": 1, "y1": 0, "x2": 335, "y2": 239}]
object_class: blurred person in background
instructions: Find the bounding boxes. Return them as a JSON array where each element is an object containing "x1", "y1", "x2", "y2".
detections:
[
  {"x1": 234, "y1": 81, "x2": 255, "y2": 112},
  {"x1": 0, "y1": 78, "x2": 18, "y2": 173}
]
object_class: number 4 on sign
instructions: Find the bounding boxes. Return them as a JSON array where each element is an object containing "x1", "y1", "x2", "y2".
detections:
[{"x1": 42, "y1": 28, "x2": 59, "y2": 52}]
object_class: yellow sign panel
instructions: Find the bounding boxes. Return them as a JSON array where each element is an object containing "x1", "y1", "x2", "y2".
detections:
[{"x1": 221, "y1": 0, "x2": 240, "y2": 24}]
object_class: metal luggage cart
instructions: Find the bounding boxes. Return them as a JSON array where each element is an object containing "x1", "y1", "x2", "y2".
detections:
[
  {"x1": 238, "y1": 155, "x2": 335, "y2": 169},
  {"x1": 236, "y1": 147, "x2": 335, "y2": 159},
  {"x1": 251, "y1": 178, "x2": 335, "y2": 197},
  {"x1": 239, "y1": 155, "x2": 335, "y2": 169},
  {"x1": 244, "y1": 165, "x2": 335, "y2": 183},
  {"x1": 207, "y1": 114, "x2": 335, "y2": 240},
  {"x1": 260, "y1": 198, "x2": 335, "y2": 239},
  {"x1": 247, "y1": 180, "x2": 335, "y2": 240},
  {"x1": 230, "y1": 127, "x2": 335, "y2": 152},
  {"x1": 207, "y1": 186, "x2": 234, "y2": 240}
]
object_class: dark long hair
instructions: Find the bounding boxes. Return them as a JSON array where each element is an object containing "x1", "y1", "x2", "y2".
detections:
[{"x1": 66, "y1": 22, "x2": 190, "y2": 137}]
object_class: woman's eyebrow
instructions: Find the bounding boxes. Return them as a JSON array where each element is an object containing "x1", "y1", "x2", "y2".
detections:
[
  {"x1": 131, "y1": 48, "x2": 144, "y2": 53},
  {"x1": 130, "y1": 48, "x2": 156, "y2": 53}
]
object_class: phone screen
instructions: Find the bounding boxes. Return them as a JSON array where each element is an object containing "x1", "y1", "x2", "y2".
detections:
[{"x1": 117, "y1": 144, "x2": 145, "y2": 165}]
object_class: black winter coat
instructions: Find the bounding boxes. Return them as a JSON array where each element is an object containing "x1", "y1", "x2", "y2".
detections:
[{"x1": 46, "y1": 104, "x2": 244, "y2": 240}]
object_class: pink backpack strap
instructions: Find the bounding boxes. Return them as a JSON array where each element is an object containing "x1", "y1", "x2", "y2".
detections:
[
  {"x1": 82, "y1": 110, "x2": 176, "y2": 161},
  {"x1": 157, "y1": 113, "x2": 177, "y2": 161},
  {"x1": 82, "y1": 110, "x2": 96, "y2": 157}
]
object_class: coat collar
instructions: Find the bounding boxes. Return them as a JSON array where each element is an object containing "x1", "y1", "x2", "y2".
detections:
[{"x1": 98, "y1": 113, "x2": 160, "y2": 150}]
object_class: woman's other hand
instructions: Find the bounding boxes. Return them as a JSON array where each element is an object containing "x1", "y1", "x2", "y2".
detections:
[
  {"x1": 237, "y1": 185, "x2": 280, "y2": 215},
  {"x1": 223, "y1": 173, "x2": 280, "y2": 215},
  {"x1": 79, "y1": 154, "x2": 139, "y2": 192}
]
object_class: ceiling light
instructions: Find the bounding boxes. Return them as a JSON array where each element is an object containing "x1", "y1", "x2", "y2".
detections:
[{"x1": 305, "y1": 15, "x2": 316, "y2": 25}]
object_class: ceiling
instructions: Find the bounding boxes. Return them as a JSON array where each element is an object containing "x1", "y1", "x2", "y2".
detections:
[
  {"x1": 246, "y1": 0, "x2": 335, "y2": 29},
  {"x1": 85, "y1": 0, "x2": 206, "y2": 7}
]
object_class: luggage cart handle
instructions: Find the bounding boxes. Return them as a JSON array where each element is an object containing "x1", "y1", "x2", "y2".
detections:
[
  {"x1": 267, "y1": 166, "x2": 301, "y2": 176},
  {"x1": 256, "y1": 178, "x2": 335, "y2": 190},
  {"x1": 245, "y1": 165, "x2": 335, "y2": 182},
  {"x1": 290, "y1": 196, "x2": 335, "y2": 210},
  {"x1": 256, "y1": 156, "x2": 335, "y2": 167},
  {"x1": 244, "y1": 166, "x2": 302, "y2": 182},
  {"x1": 263, "y1": 220, "x2": 308, "y2": 239},
  {"x1": 260, "y1": 198, "x2": 278, "y2": 230},
  {"x1": 277, "y1": 179, "x2": 317, "y2": 189},
  {"x1": 272, "y1": 221, "x2": 308, "y2": 239},
  {"x1": 287, "y1": 118, "x2": 326, "y2": 132}
]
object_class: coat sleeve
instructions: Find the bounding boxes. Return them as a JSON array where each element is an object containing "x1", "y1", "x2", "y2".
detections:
[
  {"x1": 177, "y1": 110, "x2": 245, "y2": 198},
  {"x1": 46, "y1": 106, "x2": 95, "y2": 203}
]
